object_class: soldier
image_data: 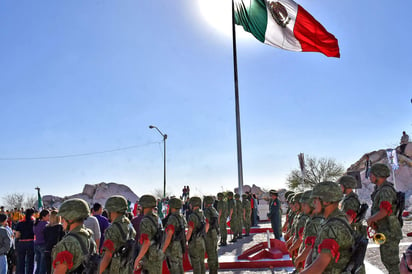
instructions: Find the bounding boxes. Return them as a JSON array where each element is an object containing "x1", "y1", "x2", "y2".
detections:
[
  {"x1": 100, "y1": 195, "x2": 136, "y2": 273},
  {"x1": 282, "y1": 193, "x2": 295, "y2": 238},
  {"x1": 134, "y1": 195, "x2": 165, "y2": 274},
  {"x1": 233, "y1": 194, "x2": 243, "y2": 240},
  {"x1": 216, "y1": 193, "x2": 228, "y2": 246},
  {"x1": 366, "y1": 163, "x2": 403, "y2": 274},
  {"x1": 294, "y1": 190, "x2": 324, "y2": 271},
  {"x1": 186, "y1": 197, "x2": 206, "y2": 274},
  {"x1": 52, "y1": 198, "x2": 97, "y2": 274},
  {"x1": 338, "y1": 176, "x2": 364, "y2": 230},
  {"x1": 226, "y1": 192, "x2": 236, "y2": 243},
  {"x1": 162, "y1": 197, "x2": 186, "y2": 274},
  {"x1": 241, "y1": 194, "x2": 251, "y2": 237},
  {"x1": 301, "y1": 181, "x2": 353, "y2": 274},
  {"x1": 286, "y1": 192, "x2": 303, "y2": 244},
  {"x1": 203, "y1": 196, "x2": 219, "y2": 274},
  {"x1": 267, "y1": 190, "x2": 282, "y2": 240}
]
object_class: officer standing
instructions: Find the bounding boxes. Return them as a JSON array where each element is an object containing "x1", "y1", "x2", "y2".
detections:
[
  {"x1": 367, "y1": 163, "x2": 403, "y2": 274},
  {"x1": 226, "y1": 192, "x2": 236, "y2": 243},
  {"x1": 100, "y1": 195, "x2": 136, "y2": 274},
  {"x1": 242, "y1": 194, "x2": 251, "y2": 237},
  {"x1": 52, "y1": 198, "x2": 97, "y2": 274},
  {"x1": 216, "y1": 193, "x2": 228, "y2": 246},
  {"x1": 203, "y1": 196, "x2": 219, "y2": 274},
  {"x1": 233, "y1": 194, "x2": 243, "y2": 240},
  {"x1": 301, "y1": 181, "x2": 353, "y2": 274},
  {"x1": 162, "y1": 197, "x2": 186, "y2": 274},
  {"x1": 186, "y1": 197, "x2": 206, "y2": 274},
  {"x1": 134, "y1": 195, "x2": 165, "y2": 274},
  {"x1": 267, "y1": 190, "x2": 281, "y2": 240}
]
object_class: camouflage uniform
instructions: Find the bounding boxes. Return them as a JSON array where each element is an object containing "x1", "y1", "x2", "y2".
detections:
[
  {"x1": 164, "y1": 198, "x2": 186, "y2": 274},
  {"x1": 203, "y1": 196, "x2": 219, "y2": 274},
  {"x1": 102, "y1": 195, "x2": 136, "y2": 274},
  {"x1": 52, "y1": 198, "x2": 97, "y2": 273},
  {"x1": 233, "y1": 194, "x2": 243, "y2": 239},
  {"x1": 370, "y1": 164, "x2": 402, "y2": 274},
  {"x1": 241, "y1": 194, "x2": 251, "y2": 236},
  {"x1": 226, "y1": 192, "x2": 236, "y2": 242},
  {"x1": 188, "y1": 197, "x2": 206, "y2": 274},
  {"x1": 301, "y1": 214, "x2": 324, "y2": 265},
  {"x1": 216, "y1": 193, "x2": 228, "y2": 246},
  {"x1": 139, "y1": 195, "x2": 165, "y2": 274},
  {"x1": 307, "y1": 181, "x2": 353, "y2": 274}
]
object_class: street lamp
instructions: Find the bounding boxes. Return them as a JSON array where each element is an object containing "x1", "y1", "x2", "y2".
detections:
[{"x1": 149, "y1": 125, "x2": 167, "y2": 198}]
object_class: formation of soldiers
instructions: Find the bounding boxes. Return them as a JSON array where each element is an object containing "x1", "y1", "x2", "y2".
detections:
[{"x1": 283, "y1": 163, "x2": 403, "y2": 274}]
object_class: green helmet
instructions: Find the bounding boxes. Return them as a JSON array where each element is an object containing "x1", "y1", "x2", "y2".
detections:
[
  {"x1": 139, "y1": 195, "x2": 157, "y2": 208},
  {"x1": 234, "y1": 193, "x2": 240, "y2": 199},
  {"x1": 57, "y1": 198, "x2": 90, "y2": 221},
  {"x1": 189, "y1": 196, "x2": 202, "y2": 207},
  {"x1": 217, "y1": 192, "x2": 224, "y2": 199},
  {"x1": 300, "y1": 190, "x2": 312, "y2": 203},
  {"x1": 284, "y1": 191, "x2": 294, "y2": 200},
  {"x1": 168, "y1": 198, "x2": 183, "y2": 209},
  {"x1": 337, "y1": 175, "x2": 357, "y2": 189},
  {"x1": 242, "y1": 193, "x2": 247, "y2": 199},
  {"x1": 204, "y1": 196, "x2": 214, "y2": 205},
  {"x1": 292, "y1": 192, "x2": 303, "y2": 203},
  {"x1": 105, "y1": 195, "x2": 128, "y2": 213},
  {"x1": 227, "y1": 191, "x2": 234, "y2": 198},
  {"x1": 311, "y1": 181, "x2": 343, "y2": 202},
  {"x1": 370, "y1": 163, "x2": 390, "y2": 178}
]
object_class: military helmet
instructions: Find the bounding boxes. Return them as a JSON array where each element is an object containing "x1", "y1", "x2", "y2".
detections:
[
  {"x1": 287, "y1": 194, "x2": 295, "y2": 203},
  {"x1": 337, "y1": 175, "x2": 358, "y2": 189},
  {"x1": 284, "y1": 190, "x2": 294, "y2": 200},
  {"x1": 217, "y1": 192, "x2": 224, "y2": 199},
  {"x1": 370, "y1": 163, "x2": 391, "y2": 178},
  {"x1": 189, "y1": 196, "x2": 202, "y2": 207},
  {"x1": 242, "y1": 193, "x2": 247, "y2": 199},
  {"x1": 57, "y1": 198, "x2": 90, "y2": 221},
  {"x1": 139, "y1": 195, "x2": 157, "y2": 208},
  {"x1": 227, "y1": 191, "x2": 234, "y2": 197},
  {"x1": 105, "y1": 195, "x2": 128, "y2": 213},
  {"x1": 300, "y1": 190, "x2": 312, "y2": 203},
  {"x1": 292, "y1": 192, "x2": 303, "y2": 203},
  {"x1": 168, "y1": 198, "x2": 183, "y2": 209},
  {"x1": 234, "y1": 193, "x2": 240, "y2": 199},
  {"x1": 311, "y1": 181, "x2": 343, "y2": 202},
  {"x1": 203, "y1": 196, "x2": 214, "y2": 205}
]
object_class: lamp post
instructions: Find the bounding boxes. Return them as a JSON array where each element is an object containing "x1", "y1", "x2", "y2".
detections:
[{"x1": 149, "y1": 125, "x2": 167, "y2": 198}]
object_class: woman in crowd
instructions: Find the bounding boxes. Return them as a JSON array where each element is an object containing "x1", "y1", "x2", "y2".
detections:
[
  {"x1": 15, "y1": 208, "x2": 35, "y2": 274},
  {"x1": 33, "y1": 209, "x2": 49, "y2": 274},
  {"x1": 43, "y1": 210, "x2": 64, "y2": 274}
]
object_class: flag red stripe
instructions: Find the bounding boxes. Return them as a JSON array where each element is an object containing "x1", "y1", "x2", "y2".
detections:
[{"x1": 293, "y1": 5, "x2": 340, "y2": 58}]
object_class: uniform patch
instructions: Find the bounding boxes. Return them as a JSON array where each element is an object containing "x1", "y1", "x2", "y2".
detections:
[
  {"x1": 380, "y1": 201, "x2": 393, "y2": 215},
  {"x1": 53, "y1": 251, "x2": 74, "y2": 270},
  {"x1": 139, "y1": 233, "x2": 149, "y2": 245},
  {"x1": 318, "y1": 238, "x2": 340, "y2": 262},
  {"x1": 103, "y1": 239, "x2": 115, "y2": 253}
]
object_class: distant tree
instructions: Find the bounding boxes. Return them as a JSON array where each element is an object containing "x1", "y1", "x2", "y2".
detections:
[
  {"x1": 24, "y1": 195, "x2": 37, "y2": 209},
  {"x1": 152, "y1": 188, "x2": 173, "y2": 199},
  {"x1": 286, "y1": 156, "x2": 345, "y2": 190},
  {"x1": 2, "y1": 193, "x2": 25, "y2": 209}
]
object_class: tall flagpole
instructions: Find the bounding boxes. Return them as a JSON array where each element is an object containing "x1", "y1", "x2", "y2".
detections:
[{"x1": 231, "y1": 0, "x2": 244, "y2": 196}]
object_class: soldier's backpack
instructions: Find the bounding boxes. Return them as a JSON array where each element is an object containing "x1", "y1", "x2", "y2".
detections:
[
  {"x1": 68, "y1": 233, "x2": 100, "y2": 274},
  {"x1": 167, "y1": 214, "x2": 186, "y2": 254},
  {"x1": 354, "y1": 203, "x2": 369, "y2": 223},
  {"x1": 190, "y1": 212, "x2": 206, "y2": 242},
  {"x1": 382, "y1": 185, "x2": 406, "y2": 227},
  {"x1": 112, "y1": 222, "x2": 137, "y2": 267},
  {"x1": 327, "y1": 217, "x2": 368, "y2": 274},
  {"x1": 143, "y1": 215, "x2": 165, "y2": 249}
]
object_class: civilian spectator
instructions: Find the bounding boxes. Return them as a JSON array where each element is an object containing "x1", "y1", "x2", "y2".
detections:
[
  {"x1": 15, "y1": 208, "x2": 35, "y2": 274},
  {"x1": 92, "y1": 203, "x2": 109, "y2": 252},
  {"x1": 83, "y1": 214, "x2": 101, "y2": 250},
  {"x1": 33, "y1": 209, "x2": 49, "y2": 274},
  {"x1": 43, "y1": 210, "x2": 64, "y2": 274},
  {"x1": 0, "y1": 213, "x2": 12, "y2": 274}
]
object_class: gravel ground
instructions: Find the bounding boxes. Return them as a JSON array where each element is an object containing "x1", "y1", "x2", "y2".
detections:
[{"x1": 187, "y1": 219, "x2": 412, "y2": 273}]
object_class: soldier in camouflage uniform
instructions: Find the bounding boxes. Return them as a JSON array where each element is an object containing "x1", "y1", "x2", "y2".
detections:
[
  {"x1": 294, "y1": 190, "x2": 324, "y2": 271},
  {"x1": 282, "y1": 193, "x2": 295, "y2": 238},
  {"x1": 52, "y1": 198, "x2": 97, "y2": 273},
  {"x1": 134, "y1": 195, "x2": 165, "y2": 274},
  {"x1": 186, "y1": 197, "x2": 206, "y2": 274},
  {"x1": 301, "y1": 181, "x2": 353, "y2": 274},
  {"x1": 226, "y1": 192, "x2": 236, "y2": 243},
  {"x1": 216, "y1": 193, "x2": 228, "y2": 246},
  {"x1": 100, "y1": 195, "x2": 136, "y2": 274},
  {"x1": 288, "y1": 191, "x2": 310, "y2": 263},
  {"x1": 286, "y1": 192, "x2": 303, "y2": 245},
  {"x1": 367, "y1": 163, "x2": 403, "y2": 274},
  {"x1": 162, "y1": 197, "x2": 186, "y2": 274},
  {"x1": 203, "y1": 196, "x2": 219, "y2": 274},
  {"x1": 241, "y1": 194, "x2": 251, "y2": 236},
  {"x1": 233, "y1": 194, "x2": 243, "y2": 239}
]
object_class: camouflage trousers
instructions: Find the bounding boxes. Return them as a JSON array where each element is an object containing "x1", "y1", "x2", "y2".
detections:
[
  {"x1": 165, "y1": 241, "x2": 184, "y2": 274},
  {"x1": 243, "y1": 217, "x2": 251, "y2": 235},
  {"x1": 219, "y1": 219, "x2": 227, "y2": 243},
  {"x1": 380, "y1": 237, "x2": 400, "y2": 274},
  {"x1": 188, "y1": 237, "x2": 205, "y2": 274},
  {"x1": 142, "y1": 245, "x2": 164, "y2": 274},
  {"x1": 205, "y1": 229, "x2": 219, "y2": 274}
]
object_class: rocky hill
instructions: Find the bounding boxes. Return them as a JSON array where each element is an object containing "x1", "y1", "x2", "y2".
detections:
[{"x1": 42, "y1": 182, "x2": 139, "y2": 208}]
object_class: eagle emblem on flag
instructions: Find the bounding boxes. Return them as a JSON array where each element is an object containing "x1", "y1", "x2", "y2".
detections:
[{"x1": 268, "y1": 1, "x2": 290, "y2": 28}]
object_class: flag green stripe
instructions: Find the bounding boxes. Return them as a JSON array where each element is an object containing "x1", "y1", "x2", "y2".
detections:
[{"x1": 234, "y1": 0, "x2": 268, "y2": 43}]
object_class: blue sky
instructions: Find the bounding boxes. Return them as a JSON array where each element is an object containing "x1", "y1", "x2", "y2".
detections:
[{"x1": 0, "y1": 0, "x2": 411, "y2": 199}]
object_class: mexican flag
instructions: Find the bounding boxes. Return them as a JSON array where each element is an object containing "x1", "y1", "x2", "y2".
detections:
[
  {"x1": 36, "y1": 187, "x2": 43, "y2": 210},
  {"x1": 234, "y1": 0, "x2": 340, "y2": 57}
]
